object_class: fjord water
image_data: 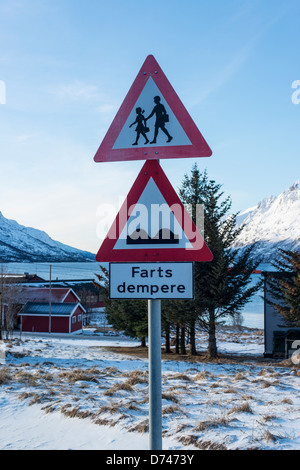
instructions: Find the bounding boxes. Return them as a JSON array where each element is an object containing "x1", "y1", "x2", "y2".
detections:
[{"x1": 4, "y1": 261, "x2": 267, "y2": 329}]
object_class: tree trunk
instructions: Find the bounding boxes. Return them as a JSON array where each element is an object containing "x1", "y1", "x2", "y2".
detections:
[
  {"x1": 190, "y1": 319, "x2": 197, "y2": 355},
  {"x1": 175, "y1": 324, "x2": 180, "y2": 354},
  {"x1": 180, "y1": 326, "x2": 186, "y2": 355},
  {"x1": 140, "y1": 336, "x2": 146, "y2": 347},
  {"x1": 164, "y1": 322, "x2": 171, "y2": 353},
  {"x1": 208, "y1": 308, "x2": 218, "y2": 358}
]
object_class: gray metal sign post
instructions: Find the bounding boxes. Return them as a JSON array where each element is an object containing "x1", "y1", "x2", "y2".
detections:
[
  {"x1": 109, "y1": 261, "x2": 194, "y2": 451},
  {"x1": 148, "y1": 298, "x2": 162, "y2": 450}
]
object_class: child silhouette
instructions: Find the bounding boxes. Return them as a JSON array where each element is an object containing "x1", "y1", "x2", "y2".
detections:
[{"x1": 129, "y1": 107, "x2": 149, "y2": 145}]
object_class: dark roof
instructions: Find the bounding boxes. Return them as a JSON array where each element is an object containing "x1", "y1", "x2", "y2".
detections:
[
  {"x1": 263, "y1": 271, "x2": 294, "y2": 278},
  {"x1": 18, "y1": 287, "x2": 78, "y2": 304},
  {"x1": 19, "y1": 302, "x2": 83, "y2": 317},
  {"x1": 4, "y1": 274, "x2": 46, "y2": 283}
]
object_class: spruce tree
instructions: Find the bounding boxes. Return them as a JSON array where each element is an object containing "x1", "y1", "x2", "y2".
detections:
[
  {"x1": 266, "y1": 249, "x2": 300, "y2": 327},
  {"x1": 179, "y1": 164, "x2": 262, "y2": 358}
]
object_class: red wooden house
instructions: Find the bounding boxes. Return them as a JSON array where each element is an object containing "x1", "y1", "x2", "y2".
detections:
[
  {"x1": 17, "y1": 287, "x2": 85, "y2": 334},
  {"x1": 19, "y1": 302, "x2": 85, "y2": 334}
]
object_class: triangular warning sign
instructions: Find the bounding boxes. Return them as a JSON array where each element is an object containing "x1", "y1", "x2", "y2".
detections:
[
  {"x1": 94, "y1": 55, "x2": 212, "y2": 163},
  {"x1": 96, "y1": 160, "x2": 213, "y2": 262}
]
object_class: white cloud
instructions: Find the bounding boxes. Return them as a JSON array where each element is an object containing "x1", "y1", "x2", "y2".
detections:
[
  {"x1": 50, "y1": 81, "x2": 100, "y2": 102},
  {"x1": 47, "y1": 81, "x2": 119, "y2": 123}
]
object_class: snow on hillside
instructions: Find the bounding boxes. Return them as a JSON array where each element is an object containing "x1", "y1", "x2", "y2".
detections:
[
  {"x1": 233, "y1": 180, "x2": 300, "y2": 261},
  {"x1": 0, "y1": 211, "x2": 95, "y2": 262},
  {"x1": 1, "y1": 179, "x2": 299, "y2": 264},
  {"x1": 0, "y1": 329, "x2": 300, "y2": 450}
]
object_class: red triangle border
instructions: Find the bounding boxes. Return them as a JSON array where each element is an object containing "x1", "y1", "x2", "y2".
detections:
[
  {"x1": 94, "y1": 55, "x2": 212, "y2": 163},
  {"x1": 96, "y1": 160, "x2": 213, "y2": 262}
]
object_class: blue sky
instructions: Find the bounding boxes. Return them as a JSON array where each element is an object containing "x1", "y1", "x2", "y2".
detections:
[{"x1": 0, "y1": 0, "x2": 299, "y2": 253}]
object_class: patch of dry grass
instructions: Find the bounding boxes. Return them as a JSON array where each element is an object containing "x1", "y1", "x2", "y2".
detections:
[
  {"x1": 178, "y1": 434, "x2": 227, "y2": 450},
  {"x1": 128, "y1": 419, "x2": 149, "y2": 434},
  {"x1": 223, "y1": 387, "x2": 238, "y2": 394},
  {"x1": 12, "y1": 370, "x2": 38, "y2": 386},
  {"x1": 193, "y1": 415, "x2": 230, "y2": 432},
  {"x1": 104, "y1": 382, "x2": 134, "y2": 397},
  {"x1": 229, "y1": 401, "x2": 253, "y2": 414},
  {"x1": 162, "y1": 392, "x2": 180, "y2": 403},
  {"x1": 168, "y1": 373, "x2": 191, "y2": 382},
  {"x1": 233, "y1": 372, "x2": 246, "y2": 381},
  {"x1": 281, "y1": 397, "x2": 293, "y2": 405},
  {"x1": 162, "y1": 404, "x2": 180, "y2": 415},
  {"x1": 62, "y1": 405, "x2": 92, "y2": 419},
  {"x1": 263, "y1": 429, "x2": 281, "y2": 443},
  {"x1": 57, "y1": 368, "x2": 99, "y2": 384},
  {"x1": 194, "y1": 371, "x2": 210, "y2": 381},
  {"x1": 0, "y1": 368, "x2": 11, "y2": 384}
]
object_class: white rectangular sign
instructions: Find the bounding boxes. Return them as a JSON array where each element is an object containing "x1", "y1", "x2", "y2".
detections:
[{"x1": 109, "y1": 262, "x2": 193, "y2": 299}]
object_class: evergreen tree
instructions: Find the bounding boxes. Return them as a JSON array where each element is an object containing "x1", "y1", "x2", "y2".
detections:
[
  {"x1": 94, "y1": 266, "x2": 148, "y2": 346},
  {"x1": 179, "y1": 164, "x2": 262, "y2": 358},
  {"x1": 162, "y1": 299, "x2": 189, "y2": 354},
  {"x1": 266, "y1": 249, "x2": 300, "y2": 327}
]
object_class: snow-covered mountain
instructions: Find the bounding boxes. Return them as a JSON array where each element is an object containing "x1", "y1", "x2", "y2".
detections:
[
  {"x1": 0, "y1": 211, "x2": 95, "y2": 263},
  {"x1": 233, "y1": 180, "x2": 300, "y2": 262},
  {"x1": 1, "y1": 180, "x2": 299, "y2": 264}
]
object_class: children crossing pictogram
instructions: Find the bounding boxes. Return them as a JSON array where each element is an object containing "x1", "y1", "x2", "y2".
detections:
[{"x1": 94, "y1": 55, "x2": 212, "y2": 162}]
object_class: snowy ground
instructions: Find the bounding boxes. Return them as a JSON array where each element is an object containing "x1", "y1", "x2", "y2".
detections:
[{"x1": 0, "y1": 327, "x2": 300, "y2": 451}]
